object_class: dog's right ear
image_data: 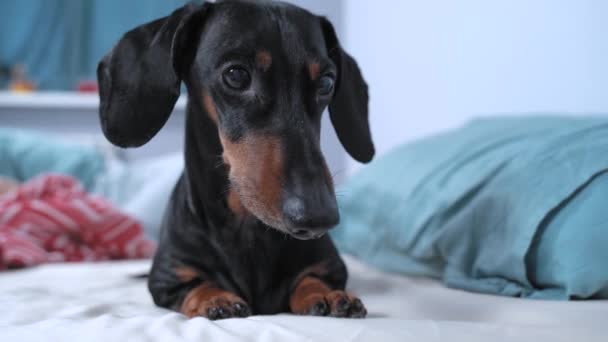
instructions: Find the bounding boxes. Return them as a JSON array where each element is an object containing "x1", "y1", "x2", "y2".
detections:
[
  {"x1": 97, "y1": 3, "x2": 211, "y2": 148},
  {"x1": 319, "y1": 17, "x2": 375, "y2": 164}
]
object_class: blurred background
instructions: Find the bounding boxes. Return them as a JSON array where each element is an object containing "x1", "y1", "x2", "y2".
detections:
[
  {"x1": 2, "y1": 2, "x2": 608, "y2": 332},
  {"x1": 1, "y1": 0, "x2": 608, "y2": 177}
]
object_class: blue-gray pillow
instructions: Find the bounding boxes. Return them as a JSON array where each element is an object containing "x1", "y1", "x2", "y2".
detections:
[{"x1": 331, "y1": 115, "x2": 608, "y2": 300}]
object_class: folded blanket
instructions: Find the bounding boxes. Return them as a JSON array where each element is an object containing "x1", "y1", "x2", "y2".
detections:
[{"x1": 0, "y1": 174, "x2": 155, "y2": 269}]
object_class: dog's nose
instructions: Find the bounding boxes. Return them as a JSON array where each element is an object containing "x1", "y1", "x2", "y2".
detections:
[{"x1": 282, "y1": 196, "x2": 339, "y2": 238}]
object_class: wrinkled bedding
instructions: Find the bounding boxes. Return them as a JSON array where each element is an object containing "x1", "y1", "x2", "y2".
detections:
[{"x1": 1, "y1": 255, "x2": 606, "y2": 342}]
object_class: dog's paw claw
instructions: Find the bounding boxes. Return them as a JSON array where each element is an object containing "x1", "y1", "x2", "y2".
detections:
[
  {"x1": 308, "y1": 300, "x2": 329, "y2": 316},
  {"x1": 203, "y1": 300, "x2": 251, "y2": 320},
  {"x1": 349, "y1": 298, "x2": 367, "y2": 318},
  {"x1": 327, "y1": 291, "x2": 367, "y2": 318},
  {"x1": 333, "y1": 297, "x2": 351, "y2": 317},
  {"x1": 183, "y1": 290, "x2": 251, "y2": 320},
  {"x1": 232, "y1": 302, "x2": 251, "y2": 317},
  {"x1": 293, "y1": 291, "x2": 367, "y2": 318},
  {"x1": 206, "y1": 306, "x2": 222, "y2": 320}
]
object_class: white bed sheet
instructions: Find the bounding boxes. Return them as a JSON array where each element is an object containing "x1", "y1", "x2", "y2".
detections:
[{"x1": 1, "y1": 255, "x2": 606, "y2": 342}]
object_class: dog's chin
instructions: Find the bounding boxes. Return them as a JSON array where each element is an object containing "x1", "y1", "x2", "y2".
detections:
[
  {"x1": 254, "y1": 216, "x2": 323, "y2": 240},
  {"x1": 251, "y1": 214, "x2": 326, "y2": 241},
  {"x1": 260, "y1": 218, "x2": 328, "y2": 241},
  {"x1": 287, "y1": 229, "x2": 327, "y2": 240}
]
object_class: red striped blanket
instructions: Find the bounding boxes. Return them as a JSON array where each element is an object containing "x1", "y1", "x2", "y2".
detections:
[{"x1": 0, "y1": 174, "x2": 155, "y2": 269}]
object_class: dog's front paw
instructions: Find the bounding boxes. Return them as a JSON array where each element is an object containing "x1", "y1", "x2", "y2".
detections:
[
  {"x1": 291, "y1": 290, "x2": 367, "y2": 318},
  {"x1": 181, "y1": 284, "x2": 251, "y2": 319},
  {"x1": 326, "y1": 291, "x2": 367, "y2": 318}
]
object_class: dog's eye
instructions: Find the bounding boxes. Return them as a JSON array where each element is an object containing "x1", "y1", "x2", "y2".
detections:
[
  {"x1": 318, "y1": 75, "x2": 335, "y2": 96},
  {"x1": 223, "y1": 67, "x2": 251, "y2": 90}
]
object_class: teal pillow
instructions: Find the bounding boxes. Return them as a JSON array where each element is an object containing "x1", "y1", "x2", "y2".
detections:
[
  {"x1": 0, "y1": 128, "x2": 104, "y2": 189},
  {"x1": 331, "y1": 115, "x2": 608, "y2": 299}
]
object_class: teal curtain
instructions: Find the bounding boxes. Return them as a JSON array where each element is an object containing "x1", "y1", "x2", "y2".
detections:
[{"x1": 0, "y1": 0, "x2": 194, "y2": 90}]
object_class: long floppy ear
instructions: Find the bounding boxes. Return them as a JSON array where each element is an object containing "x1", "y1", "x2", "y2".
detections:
[
  {"x1": 97, "y1": 3, "x2": 210, "y2": 148},
  {"x1": 320, "y1": 17, "x2": 375, "y2": 163}
]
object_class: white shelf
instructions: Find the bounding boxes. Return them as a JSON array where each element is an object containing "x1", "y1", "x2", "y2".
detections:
[{"x1": 0, "y1": 91, "x2": 187, "y2": 110}]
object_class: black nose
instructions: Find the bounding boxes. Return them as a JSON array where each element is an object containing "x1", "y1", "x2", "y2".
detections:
[{"x1": 283, "y1": 196, "x2": 339, "y2": 239}]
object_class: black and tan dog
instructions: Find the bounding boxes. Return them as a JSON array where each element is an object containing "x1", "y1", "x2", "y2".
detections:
[{"x1": 97, "y1": 0, "x2": 374, "y2": 320}]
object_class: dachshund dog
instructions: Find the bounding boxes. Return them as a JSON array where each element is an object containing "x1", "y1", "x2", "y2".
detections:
[{"x1": 97, "y1": 0, "x2": 374, "y2": 320}]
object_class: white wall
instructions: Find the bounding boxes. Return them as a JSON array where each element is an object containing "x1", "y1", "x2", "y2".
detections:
[{"x1": 344, "y1": 0, "x2": 608, "y2": 174}]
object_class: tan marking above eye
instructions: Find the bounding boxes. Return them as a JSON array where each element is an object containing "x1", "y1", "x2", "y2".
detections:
[
  {"x1": 256, "y1": 50, "x2": 272, "y2": 71},
  {"x1": 308, "y1": 62, "x2": 321, "y2": 81}
]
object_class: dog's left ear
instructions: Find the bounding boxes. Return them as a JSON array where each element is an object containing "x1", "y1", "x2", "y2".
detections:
[{"x1": 320, "y1": 17, "x2": 375, "y2": 163}]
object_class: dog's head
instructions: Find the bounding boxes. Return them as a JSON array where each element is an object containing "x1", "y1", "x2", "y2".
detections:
[{"x1": 97, "y1": 0, "x2": 374, "y2": 240}]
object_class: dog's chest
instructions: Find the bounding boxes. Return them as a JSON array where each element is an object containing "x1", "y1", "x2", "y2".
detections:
[{"x1": 215, "y1": 227, "x2": 288, "y2": 308}]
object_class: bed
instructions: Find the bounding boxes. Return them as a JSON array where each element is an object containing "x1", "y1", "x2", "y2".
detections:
[
  {"x1": 2, "y1": 116, "x2": 608, "y2": 341},
  {"x1": 1, "y1": 255, "x2": 606, "y2": 342}
]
